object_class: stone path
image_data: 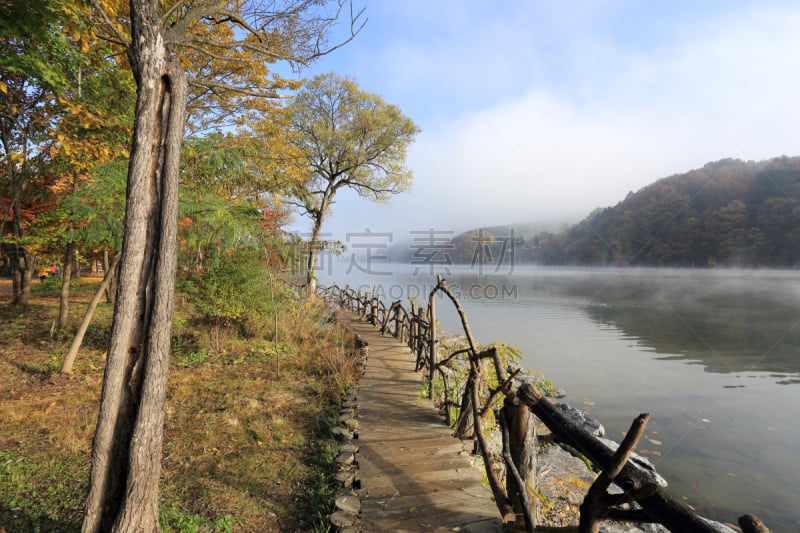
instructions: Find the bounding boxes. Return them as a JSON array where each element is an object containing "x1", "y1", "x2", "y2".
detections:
[{"x1": 345, "y1": 314, "x2": 506, "y2": 532}]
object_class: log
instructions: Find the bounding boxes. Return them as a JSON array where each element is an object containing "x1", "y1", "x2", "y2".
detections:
[
  {"x1": 501, "y1": 397, "x2": 536, "y2": 532},
  {"x1": 517, "y1": 382, "x2": 724, "y2": 533},
  {"x1": 580, "y1": 413, "x2": 649, "y2": 533}
]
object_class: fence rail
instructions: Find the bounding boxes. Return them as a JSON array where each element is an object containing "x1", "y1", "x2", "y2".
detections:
[{"x1": 318, "y1": 278, "x2": 771, "y2": 533}]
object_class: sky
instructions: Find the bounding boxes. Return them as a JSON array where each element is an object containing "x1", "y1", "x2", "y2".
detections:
[{"x1": 288, "y1": 0, "x2": 800, "y2": 245}]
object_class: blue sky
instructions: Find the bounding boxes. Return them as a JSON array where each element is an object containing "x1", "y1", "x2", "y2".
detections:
[{"x1": 288, "y1": 0, "x2": 800, "y2": 243}]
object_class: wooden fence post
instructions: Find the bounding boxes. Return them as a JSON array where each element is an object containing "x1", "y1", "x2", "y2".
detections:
[
  {"x1": 428, "y1": 293, "x2": 437, "y2": 400},
  {"x1": 502, "y1": 393, "x2": 537, "y2": 528}
]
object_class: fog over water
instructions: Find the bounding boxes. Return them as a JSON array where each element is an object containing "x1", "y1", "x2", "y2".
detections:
[
  {"x1": 292, "y1": 2, "x2": 800, "y2": 240},
  {"x1": 320, "y1": 263, "x2": 800, "y2": 530}
]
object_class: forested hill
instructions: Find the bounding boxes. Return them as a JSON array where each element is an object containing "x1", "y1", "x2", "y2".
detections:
[
  {"x1": 536, "y1": 156, "x2": 800, "y2": 267},
  {"x1": 421, "y1": 156, "x2": 800, "y2": 269}
]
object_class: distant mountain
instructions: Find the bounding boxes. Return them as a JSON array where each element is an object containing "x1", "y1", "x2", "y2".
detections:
[
  {"x1": 401, "y1": 156, "x2": 800, "y2": 269},
  {"x1": 538, "y1": 155, "x2": 800, "y2": 267},
  {"x1": 387, "y1": 218, "x2": 570, "y2": 266}
]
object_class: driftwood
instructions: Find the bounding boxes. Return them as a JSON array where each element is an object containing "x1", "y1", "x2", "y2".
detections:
[
  {"x1": 517, "y1": 382, "x2": 729, "y2": 533},
  {"x1": 580, "y1": 412, "x2": 649, "y2": 533}
]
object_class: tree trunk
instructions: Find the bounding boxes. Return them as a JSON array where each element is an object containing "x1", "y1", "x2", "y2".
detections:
[
  {"x1": 105, "y1": 250, "x2": 118, "y2": 305},
  {"x1": 58, "y1": 243, "x2": 75, "y2": 329},
  {"x1": 453, "y1": 377, "x2": 476, "y2": 439},
  {"x1": 306, "y1": 215, "x2": 324, "y2": 296},
  {"x1": 9, "y1": 246, "x2": 21, "y2": 304},
  {"x1": 502, "y1": 396, "x2": 537, "y2": 527},
  {"x1": 10, "y1": 194, "x2": 33, "y2": 306},
  {"x1": 17, "y1": 249, "x2": 34, "y2": 306},
  {"x1": 82, "y1": 5, "x2": 186, "y2": 530},
  {"x1": 61, "y1": 253, "x2": 121, "y2": 374}
]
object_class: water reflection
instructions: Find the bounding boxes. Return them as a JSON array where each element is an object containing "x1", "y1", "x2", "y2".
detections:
[{"x1": 549, "y1": 268, "x2": 800, "y2": 378}]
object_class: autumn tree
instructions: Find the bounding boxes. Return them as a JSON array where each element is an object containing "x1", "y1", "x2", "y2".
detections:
[
  {"x1": 81, "y1": 2, "x2": 363, "y2": 531},
  {"x1": 1, "y1": 0, "x2": 133, "y2": 314},
  {"x1": 0, "y1": 0, "x2": 69, "y2": 305},
  {"x1": 283, "y1": 72, "x2": 420, "y2": 294}
]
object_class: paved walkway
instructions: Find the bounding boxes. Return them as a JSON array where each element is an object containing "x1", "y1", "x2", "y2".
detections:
[{"x1": 346, "y1": 315, "x2": 506, "y2": 532}]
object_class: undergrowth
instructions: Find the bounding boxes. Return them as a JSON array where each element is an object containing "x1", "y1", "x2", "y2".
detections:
[{"x1": 0, "y1": 275, "x2": 358, "y2": 532}]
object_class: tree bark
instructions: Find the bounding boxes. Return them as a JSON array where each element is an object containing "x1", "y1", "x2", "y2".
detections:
[
  {"x1": 58, "y1": 243, "x2": 75, "y2": 329},
  {"x1": 82, "y1": 3, "x2": 186, "y2": 530},
  {"x1": 9, "y1": 245, "x2": 22, "y2": 304},
  {"x1": 105, "y1": 250, "x2": 118, "y2": 305},
  {"x1": 503, "y1": 395, "x2": 537, "y2": 527},
  {"x1": 18, "y1": 248, "x2": 34, "y2": 306},
  {"x1": 10, "y1": 194, "x2": 33, "y2": 306},
  {"x1": 306, "y1": 213, "x2": 324, "y2": 296}
]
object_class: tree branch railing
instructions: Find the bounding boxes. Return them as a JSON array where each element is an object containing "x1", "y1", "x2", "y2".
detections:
[{"x1": 317, "y1": 279, "x2": 772, "y2": 533}]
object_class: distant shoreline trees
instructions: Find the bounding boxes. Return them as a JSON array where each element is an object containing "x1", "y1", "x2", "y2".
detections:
[{"x1": 406, "y1": 156, "x2": 800, "y2": 269}]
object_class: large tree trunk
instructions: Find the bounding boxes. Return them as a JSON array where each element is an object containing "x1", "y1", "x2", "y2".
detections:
[
  {"x1": 10, "y1": 194, "x2": 33, "y2": 306},
  {"x1": 82, "y1": 4, "x2": 186, "y2": 530},
  {"x1": 9, "y1": 245, "x2": 22, "y2": 304},
  {"x1": 16, "y1": 248, "x2": 34, "y2": 306},
  {"x1": 58, "y1": 243, "x2": 75, "y2": 329},
  {"x1": 306, "y1": 215, "x2": 324, "y2": 296}
]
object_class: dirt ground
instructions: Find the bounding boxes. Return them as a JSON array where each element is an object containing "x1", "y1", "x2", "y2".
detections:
[{"x1": 0, "y1": 278, "x2": 11, "y2": 303}]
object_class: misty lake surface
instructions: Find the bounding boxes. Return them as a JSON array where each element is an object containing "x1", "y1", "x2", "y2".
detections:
[{"x1": 320, "y1": 264, "x2": 800, "y2": 530}]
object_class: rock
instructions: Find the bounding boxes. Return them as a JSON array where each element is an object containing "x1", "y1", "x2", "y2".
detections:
[
  {"x1": 329, "y1": 510, "x2": 356, "y2": 528},
  {"x1": 597, "y1": 437, "x2": 668, "y2": 488},
  {"x1": 332, "y1": 426, "x2": 353, "y2": 442},
  {"x1": 338, "y1": 443, "x2": 359, "y2": 454},
  {"x1": 336, "y1": 452, "x2": 355, "y2": 466},
  {"x1": 341, "y1": 416, "x2": 359, "y2": 430},
  {"x1": 599, "y1": 521, "x2": 670, "y2": 532},
  {"x1": 334, "y1": 470, "x2": 355, "y2": 487},
  {"x1": 536, "y1": 442, "x2": 595, "y2": 507},
  {"x1": 555, "y1": 402, "x2": 605, "y2": 437},
  {"x1": 335, "y1": 494, "x2": 362, "y2": 514},
  {"x1": 699, "y1": 518, "x2": 739, "y2": 533}
]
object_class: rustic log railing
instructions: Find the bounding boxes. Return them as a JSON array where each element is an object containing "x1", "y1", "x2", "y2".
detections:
[{"x1": 317, "y1": 278, "x2": 771, "y2": 533}]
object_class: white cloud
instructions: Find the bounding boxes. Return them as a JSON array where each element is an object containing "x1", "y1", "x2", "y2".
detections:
[{"x1": 303, "y1": 2, "x2": 800, "y2": 240}]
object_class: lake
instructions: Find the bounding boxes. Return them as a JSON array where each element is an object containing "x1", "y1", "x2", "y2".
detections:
[{"x1": 319, "y1": 263, "x2": 800, "y2": 530}]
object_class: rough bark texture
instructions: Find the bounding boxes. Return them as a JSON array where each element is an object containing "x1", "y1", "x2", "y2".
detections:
[
  {"x1": 104, "y1": 250, "x2": 118, "y2": 305},
  {"x1": 306, "y1": 215, "x2": 323, "y2": 295},
  {"x1": 503, "y1": 397, "x2": 537, "y2": 526},
  {"x1": 82, "y1": 1, "x2": 186, "y2": 529},
  {"x1": 58, "y1": 243, "x2": 75, "y2": 329},
  {"x1": 19, "y1": 249, "x2": 33, "y2": 305}
]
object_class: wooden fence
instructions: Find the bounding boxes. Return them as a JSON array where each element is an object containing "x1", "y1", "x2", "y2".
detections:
[{"x1": 318, "y1": 277, "x2": 770, "y2": 533}]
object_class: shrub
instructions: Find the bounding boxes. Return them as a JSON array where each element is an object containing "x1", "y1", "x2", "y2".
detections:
[{"x1": 181, "y1": 249, "x2": 274, "y2": 352}]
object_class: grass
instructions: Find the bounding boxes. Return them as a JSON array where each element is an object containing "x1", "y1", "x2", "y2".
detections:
[{"x1": 0, "y1": 275, "x2": 359, "y2": 532}]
